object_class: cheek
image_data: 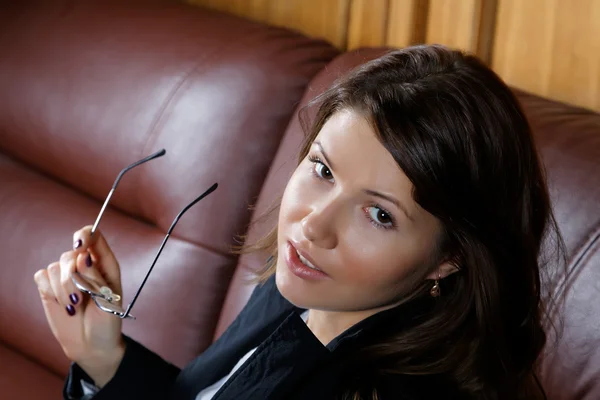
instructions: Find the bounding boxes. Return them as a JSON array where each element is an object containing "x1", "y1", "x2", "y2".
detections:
[
  {"x1": 279, "y1": 166, "x2": 315, "y2": 224},
  {"x1": 338, "y1": 231, "x2": 426, "y2": 288}
]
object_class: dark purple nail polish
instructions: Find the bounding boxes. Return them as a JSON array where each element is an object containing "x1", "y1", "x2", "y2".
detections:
[
  {"x1": 66, "y1": 304, "x2": 76, "y2": 316},
  {"x1": 86, "y1": 253, "x2": 92, "y2": 267},
  {"x1": 74, "y1": 239, "x2": 82, "y2": 249},
  {"x1": 69, "y1": 293, "x2": 79, "y2": 305}
]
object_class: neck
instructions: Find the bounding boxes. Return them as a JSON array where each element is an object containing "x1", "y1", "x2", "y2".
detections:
[{"x1": 306, "y1": 303, "x2": 397, "y2": 346}]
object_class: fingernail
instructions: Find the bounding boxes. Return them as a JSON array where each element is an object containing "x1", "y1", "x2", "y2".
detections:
[
  {"x1": 73, "y1": 239, "x2": 82, "y2": 250},
  {"x1": 66, "y1": 304, "x2": 76, "y2": 316},
  {"x1": 69, "y1": 293, "x2": 79, "y2": 305},
  {"x1": 86, "y1": 253, "x2": 92, "y2": 267}
]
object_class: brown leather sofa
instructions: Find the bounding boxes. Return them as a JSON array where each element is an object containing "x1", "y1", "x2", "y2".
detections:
[{"x1": 0, "y1": 1, "x2": 598, "y2": 399}]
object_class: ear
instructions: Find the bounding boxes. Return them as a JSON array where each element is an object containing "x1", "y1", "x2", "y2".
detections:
[{"x1": 426, "y1": 260, "x2": 460, "y2": 280}]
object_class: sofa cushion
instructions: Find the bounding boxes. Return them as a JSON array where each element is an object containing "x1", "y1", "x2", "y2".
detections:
[
  {"x1": 518, "y1": 90, "x2": 600, "y2": 399},
  {"x1": 540, "y1": 242, "x2": 600, "y2": 400},
  {"x1": 0, "y1": 0, "x2": 338, "y2": 250},
  {"x1": 0, "y1": 343, "x2": 63, "y2": 398},
  {"x1": 0, "y1": 0, "x2": 338, "y2": 378},
  {"x1": 0, "y1": 153, "x2": 232, "y2": 374}
]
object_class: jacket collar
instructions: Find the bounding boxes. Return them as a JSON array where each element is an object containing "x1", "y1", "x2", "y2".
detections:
[
  {"x1": 327, "y1": 295, "x2": 433, "y2": 352},
  {"x1": 276, "y1": 282, "x2": 434, "y2": 353}
]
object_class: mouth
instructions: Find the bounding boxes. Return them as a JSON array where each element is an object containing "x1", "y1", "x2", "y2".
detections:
[
  {"x1": 285, "y1": 241, "x2": 329, "y2": 280},
  {"x1": 296, "y1": 250, "x2": 321, "y2": 271}
]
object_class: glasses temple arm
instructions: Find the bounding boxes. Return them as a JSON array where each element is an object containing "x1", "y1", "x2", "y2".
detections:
[
  {"x1": 123, "y1": 182, "x2": 218, "y2": 318},
  {"x1": 91, "y1": 149, "x2": 166, "y2": 236}
]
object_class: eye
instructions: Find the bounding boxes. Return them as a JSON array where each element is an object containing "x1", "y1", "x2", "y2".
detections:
[
  {"x1": 315, "y1": 163, "x2": 333, "y2": 181},
  {"x1": 308, "y1": 156, "x2": 334, "y2": 182},
  {"x1": 365, "y1": 206, "x2": 395, "y2": 229}
]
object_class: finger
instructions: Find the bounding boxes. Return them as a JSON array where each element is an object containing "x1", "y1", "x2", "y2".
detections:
[
  {"x1": 34, "y1": 267, "x2": 59, "y2": 305},
  {"x1": 72, "y1": 225, "x2": 95, "y2": 253},
  {"x1": 73, "y1": 226, "x2": 121, "y2": 289},
  {"x1": 50, "y1": 254, "x2": 78, "y2": 317},
  {"x1": 59, "y1": 252, "x2": 85, "y2": 310},
  {"x1": 34, "y1": 267, "x2": 69, "y2": 338},
  {"x1": 75, "y1": 251, "x2": 112, "y2": 293}
]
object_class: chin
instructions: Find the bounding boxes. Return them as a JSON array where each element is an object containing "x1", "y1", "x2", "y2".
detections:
[
  {"x1": 275, "y1": 266, "x2": 351, "y2": 312},
  {"x1": 275, "y1": 265, "x2": 304, "y2": 307},
  {"x1": 274, "y1": 264, "x2": 322, "y2": 310},
  {"x1": 275, "y1": 268, "x2": 391, "y2": 314}
]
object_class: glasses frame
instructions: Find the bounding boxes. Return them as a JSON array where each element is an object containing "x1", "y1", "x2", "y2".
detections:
[{"x1": 71, "y1": 149, "x2": 218, "y2": 319}]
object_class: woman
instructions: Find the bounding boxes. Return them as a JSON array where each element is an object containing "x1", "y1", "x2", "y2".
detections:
[{"x1": 35, "y1": 45, "x2": 560, "y2": 399}]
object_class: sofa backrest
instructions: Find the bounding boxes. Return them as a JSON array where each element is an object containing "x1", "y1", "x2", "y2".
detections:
[
  {"x1": 0, "y1": 0, "x2": 337, "y2": 374},
  {"x1": 520, "y1": 90, "x2": 600, "y2": 399},
  {"x1": 218, "y1": 49, "x2": 600, "y2": 399}
]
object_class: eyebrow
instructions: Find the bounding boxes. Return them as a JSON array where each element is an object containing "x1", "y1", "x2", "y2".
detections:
[{"x1": 313, "y1": 141, "x2": 414, "y2": 222}]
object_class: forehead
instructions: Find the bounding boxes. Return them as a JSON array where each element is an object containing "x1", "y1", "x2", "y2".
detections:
[{"x1": 314, "y1": 110, "x2": 412, "y2": 194}]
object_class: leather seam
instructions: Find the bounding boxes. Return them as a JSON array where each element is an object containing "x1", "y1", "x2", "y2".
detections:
[
  {"x1": 135, "y1": 26, "x2": 282, "y2": 218},
  {"x1": 154, "y1": 227, "x2": 237, "y2": 260},
  {"x1": 553, "y1": 223, "x2": 600, "y2": 301},
  {"x1": 568, "y1": 224, "x2": 600, "y2": 270}
]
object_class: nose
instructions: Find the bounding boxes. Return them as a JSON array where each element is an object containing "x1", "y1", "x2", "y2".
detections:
[{"x1": 300, "y1": 200, "x2": 338, "y2": 249}]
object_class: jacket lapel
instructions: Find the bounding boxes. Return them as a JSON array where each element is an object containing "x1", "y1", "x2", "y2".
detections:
[
  {"x1": 212, "y1": 312, "x2": 330, "y2": 400},
  {"x1": 170, "y1": 277, "x2": 299, "y2": 399}
]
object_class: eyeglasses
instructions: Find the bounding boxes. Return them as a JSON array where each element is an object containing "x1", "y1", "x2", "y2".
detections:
[{"x1": 71, "y1": 149, "x2": 218, "y2": 320}]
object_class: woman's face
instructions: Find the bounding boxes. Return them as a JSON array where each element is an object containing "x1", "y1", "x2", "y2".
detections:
[{"x1": 276, "y1": 109, "x2": 446, "y2": 313}]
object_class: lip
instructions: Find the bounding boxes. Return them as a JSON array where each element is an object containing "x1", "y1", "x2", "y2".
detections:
[{"x1": 285, "y1": 241, "x2": 329, "y2": 281}]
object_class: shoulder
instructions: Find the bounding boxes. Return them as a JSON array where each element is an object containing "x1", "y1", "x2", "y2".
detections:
[
  {"x1": 228, "y1": 274, "x2": 298, "y2": 332},
  {"x1": 246, "y1": 274, "x2": 285, "y2": 309}
]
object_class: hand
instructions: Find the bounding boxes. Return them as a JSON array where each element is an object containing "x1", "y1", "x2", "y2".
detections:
[{"x1": 34, "y1": 226, "x2": 126, "y2": 387}]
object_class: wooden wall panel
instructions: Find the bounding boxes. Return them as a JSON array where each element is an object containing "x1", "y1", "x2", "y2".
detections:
[
  {"x1": 347, "y1": 0, "x2": 496, "y2": 61},
  {"x1": 426, "y1": 0, "x2": 480, "y2": 51},
  {"x1": 425, "y1": 0, "x2": 497, "y2": 63},
  {"x1": 386, "y1": 0, "x2": 428, "y2": 48},
  {"x1": 346, "y1": 0, "x2": 428, "y2": 50},
  {"x1": 186, "y1": 0, "x2": 351, "y2": 48},
  {"x1": 347, "y1": 0, "x2": 389, "y2": 49},
  {"x1": 186, "y1": 0, "x2": 600, "y2": 111},
  {"x1": 493, "y1": 0, "x2": 600, "y2": 111}
]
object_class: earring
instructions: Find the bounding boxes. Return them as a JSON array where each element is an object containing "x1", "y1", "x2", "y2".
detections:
[{"x1": 430, "y1": 273, "x2": 441, "y2": 297}]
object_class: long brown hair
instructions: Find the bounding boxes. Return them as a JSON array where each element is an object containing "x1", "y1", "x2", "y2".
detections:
[{"x1": 243, "y1": 45, "x2": 563, "y2": 399}]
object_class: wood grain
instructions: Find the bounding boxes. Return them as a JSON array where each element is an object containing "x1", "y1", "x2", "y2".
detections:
[
  {"x1": 425, "y1": 0, "x2": 496, "y2": 58},
  {"x1": 386, "y1": 0, "x2": 429, "y2": 47},
  {"x1": 347, "y1": 0, "x2": 389, "y2": 49},
  {"x1": 187, "y1": 0, "x2": 600, "y2": 111},
  {"x1": 187, "y1": 0, "x2": 351, "y2": 48},
  {"x1": 493, "y1": 0, "x2": 600, "y2": 110}
]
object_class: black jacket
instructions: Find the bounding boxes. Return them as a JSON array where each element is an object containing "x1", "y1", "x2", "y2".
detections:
[{"x1": 64, "y1": 276, "x2": 459, "y2": 399}]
